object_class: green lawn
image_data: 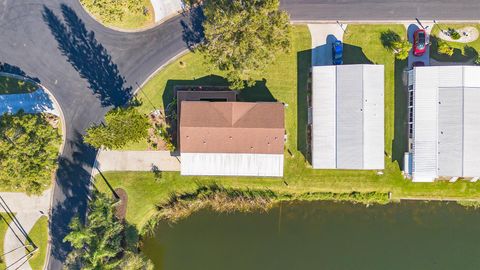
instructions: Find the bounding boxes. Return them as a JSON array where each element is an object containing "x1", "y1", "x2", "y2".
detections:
[
  {"x1": 0, "y1": 76, "x2": 38, "y2": 95},
  {"x1": 81, "y1": 0, "x2": 154, "y2": 30},
  {"x1": 26, "y1": 216, "x2": 48, "y2": 270},
  {"x1": 430, "y1": 24, "x2": 480, "y2": 62},
  {"x1": 96, "y1": 25, "x2": 480, "y2": 229}
]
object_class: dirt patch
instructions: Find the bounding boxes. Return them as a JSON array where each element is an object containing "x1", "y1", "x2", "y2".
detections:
[{"x1": 114, "y1": 188, "x2": 128, "y2": 220}]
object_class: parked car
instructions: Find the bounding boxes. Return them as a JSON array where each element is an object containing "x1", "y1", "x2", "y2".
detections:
[
  {"x1": 412, "y1": 61, "x2": 425, "y2": 67},
  {"x1": 413, "y1": 29, "x2": 427, "y2": 56},
  {"x1": 332, "y1": 40, "x2": 343, "y2": 65}
]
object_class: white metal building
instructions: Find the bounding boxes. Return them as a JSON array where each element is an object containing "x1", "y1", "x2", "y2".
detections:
[
  {"x1": 311, "y1": 65, "x2": 385, "y2": 170},
  {"x1": 407, "y1": 66, "x2": 480, "y2": 182}
]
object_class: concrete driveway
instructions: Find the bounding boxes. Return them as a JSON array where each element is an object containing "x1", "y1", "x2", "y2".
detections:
[
  {"x1": 308, "y1": 24, "x2": 347, "y2": 66},
  {"x1": 405, "y1": 22, "x2": 434, "y2": 68}
]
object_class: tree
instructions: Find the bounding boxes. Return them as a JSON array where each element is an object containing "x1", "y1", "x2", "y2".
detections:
[
  {"x1": 64, "y1": 192, "x2": 124, "y2": 269},
  {"x1": 0, "y1": 111, "x2": 61, "y2": 194},
  {"x1": 199, "y1": 0, "x2": 291, "y2": 89},
  {"x1": 84, "y1": 107, "x2": 149, "y2": 149},
  {"x1": 380, "y1": 30, "x2": 410, "y2": 60}
]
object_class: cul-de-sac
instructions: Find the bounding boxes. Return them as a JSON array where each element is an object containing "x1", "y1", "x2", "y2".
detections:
[{"x1": 2, "y1": 0, "x2": 480, "y2": 269}]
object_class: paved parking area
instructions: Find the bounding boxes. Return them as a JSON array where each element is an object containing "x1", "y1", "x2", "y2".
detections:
[
  {"x1": 94, "y1": 150, "x2": 180, "y2": 174},
  {"x1": 308, "y1": 24, "x2": 347, "y2": 66},
  {"x1": 405, "y1": 22, "x2": 433, "y2": 68}
]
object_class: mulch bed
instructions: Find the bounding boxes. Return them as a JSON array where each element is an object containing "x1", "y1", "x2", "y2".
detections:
[{"x1": 114, "y1": 188, "x2": 128, "y2": 220}]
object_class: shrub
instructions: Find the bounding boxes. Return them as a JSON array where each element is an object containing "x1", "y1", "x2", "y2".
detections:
[
  {"x1": 475, "y1": 55, "x2": 480, "y2": 65},
  {"x1": 391, "y1": 40, "x2": 411, "y2": 60},
  {"x1": 437, "y1": 41, "x2": 454, "y2": 56},
  {"x1": 448, "y1": 28, "x2": 461, "y2": 40}
]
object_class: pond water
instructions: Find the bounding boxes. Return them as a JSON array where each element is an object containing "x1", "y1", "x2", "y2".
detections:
[{"x1": 142, "y1": 201, "x2": 480, "y2": 270}]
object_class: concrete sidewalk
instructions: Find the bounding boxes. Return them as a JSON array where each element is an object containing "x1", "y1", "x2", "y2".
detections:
[
  {"x1": 94, "y1": 150, "x2": 180, "y2": 174},
  {"x1": 151, "y1": 0, "x2": 183, "y2": 23},
  {"x1": 1, "y1": 190, "x2": 51, "y2": 270},
  {"x1": 308, "y1": 24, "x2": 347, "y2": 66}
]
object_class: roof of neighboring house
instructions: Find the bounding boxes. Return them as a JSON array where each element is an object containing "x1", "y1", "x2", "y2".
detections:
[
  {"x1": 411, "y1": 66, "x2": 480, "y2": 182},
  {"x1": 311, "y1": 64, "x2": 385, "y2": 170},
  {"x1": 180, "y1": 101, "x2": 285, "y2": 155}
]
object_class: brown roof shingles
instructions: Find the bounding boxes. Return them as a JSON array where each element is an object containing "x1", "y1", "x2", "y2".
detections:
[{"x1": 180, "y1": 101, "x2": 285, "y2": 154}]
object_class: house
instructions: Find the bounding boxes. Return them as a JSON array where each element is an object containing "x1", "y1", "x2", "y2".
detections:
[
  {"x1": 179, "y1": 101, "x2": 285, "y2": 177},
  {"x1": 311, "y1": 64, "x2": 385, "y2": 170},
  {"x1": 406, "y1": 66, "x2": 480, "y2": 182}
]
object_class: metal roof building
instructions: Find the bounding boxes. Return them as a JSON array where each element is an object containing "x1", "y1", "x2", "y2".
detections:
[
  {"x1": 311, "y1": 65, "x2": 385, "y2": 170},
  {"x1": 409, "y1": 66, "x2": 480, "y2": 182},
  {"x1": 179, "y1": 101, "x2": 285, "y2": 177}
]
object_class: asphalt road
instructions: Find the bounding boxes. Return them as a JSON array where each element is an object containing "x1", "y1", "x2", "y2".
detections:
[
  {"x1": 281, "y1": 0, "x2": 480, "y2": 21},
  {"x1": 1, "y1": 0, "x2": 480, "y2": 269}
]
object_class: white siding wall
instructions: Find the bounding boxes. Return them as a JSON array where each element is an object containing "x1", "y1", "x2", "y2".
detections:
[{"x1": 181, "y1": 153, "x2": 284, "y2": 177}]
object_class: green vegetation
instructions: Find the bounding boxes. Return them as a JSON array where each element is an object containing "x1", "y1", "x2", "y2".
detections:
[
  {"x1": 430, "y1": 24, "x2": 480, "y2": 62},
  {"x1": 27, "y1": 216, "x2": 48, "y2": 270},
  {"x1": 0, "y1": 111, "x2": 61, "y2": 194},
  {"x1": 84, "y1": 107, "x2": 150, "y2": 150},
  {"x1": 143, "y1": 184, "x2": 388, "y2": 233},
  {"x1": 437, "y1": 40, "x2": 454, "y2": 56},
  {"x1": 0, "y1": 75, "x2": 37, "y2": 94},
  {"x1": 380, "y1": 30, "x2": 411, "y2": 60},
  {"x1": 80, "y1": 0, "x2": 153, "y2": 30},
  {"x1": 0, "y1": 213, "x2": 13, "y2": 269},
  {"x1": 200, "y1": 0, "x2": 291, "y2": 89},
  {"x1": 64, "y1": 191, "x2": 152, "y2": 269},
  {"x1": 448, "y1": 28, "x2": 461, "y2": 40},
  {"x1": 96, "y1": 25, "x2": 480, "y2": 230}
]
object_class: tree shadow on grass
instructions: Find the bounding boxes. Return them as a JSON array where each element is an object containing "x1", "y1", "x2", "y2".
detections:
[
  {"x1": 430, "y1": 36, "x2": 478, "y2": 63},
  {"x1": 42, "y1": 4, "x2": 131, "y2": 107},
  {"x1": 392, "y1": 59, "x2": 408, "y2": 169}
]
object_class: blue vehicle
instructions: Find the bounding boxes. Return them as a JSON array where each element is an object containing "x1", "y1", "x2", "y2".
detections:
[{"x1": 332, "y1": 40, "x2": 343, "y2": 65}]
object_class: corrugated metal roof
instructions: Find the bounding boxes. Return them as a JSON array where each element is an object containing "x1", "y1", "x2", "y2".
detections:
[
  {"x1": 311, "y1": 66, "x2": 336, "y2": 168},
  {"x1": 181, "y1": 153, "x2": 284, "y2": 177},
  {"x1": 438, "y1": 87, "x2": 463, "y2": 177},
  {"x1": 463, "y1": 87, "x2": 480, "y2": 176},
  {"x1": 411, "y1": 66, "x2": 480, "y2": 181},
  {"x1": 311, "y1": 64, "x2": 385, "y2": 170}
]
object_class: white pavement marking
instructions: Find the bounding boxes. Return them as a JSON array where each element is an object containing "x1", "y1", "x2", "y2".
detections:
[
  {"x1": 151, "y1": 0, "x2": 182, "y2": 23},
  {"x1": 404, "y1": 21, "x2": 434, "y2": 68},
  {"x1": 1, "y1": 190, "x2": 51, "y2": 270},
  {"x1": 308, "y1": 24, "x2": 347, "y2": 66},
  {"x1": 94, "y1": 150, "x2": 180, "y2": 174}
]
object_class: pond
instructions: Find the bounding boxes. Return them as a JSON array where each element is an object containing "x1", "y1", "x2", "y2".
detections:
[{"x1": 142, "y1": 201, "x2": 480, "y2": 270}]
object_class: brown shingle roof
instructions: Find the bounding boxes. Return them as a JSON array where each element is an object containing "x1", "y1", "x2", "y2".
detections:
[{"x1": 180, "y1": 101, "x2": 285, "y2": 154}]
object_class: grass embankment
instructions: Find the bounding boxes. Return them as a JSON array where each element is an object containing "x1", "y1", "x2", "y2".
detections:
[
  {"x1": 96, "y1": 25, "x2": 480, "y2": 230},
  {"x1": 0, "y1": 76, "x2": 37, "y2": 95},
  {"x1": 430, "y1": 24, "x2": 480, "y2": 62},
  {"x1": 0, "y1": 213, "x2": 13, "y2": 269},
  {"x1": 80, "y1": 0, "x2": 154, "y2": 30},
  {"x1": 27, "y1": 216, "x2": 48, "y2": 270}
]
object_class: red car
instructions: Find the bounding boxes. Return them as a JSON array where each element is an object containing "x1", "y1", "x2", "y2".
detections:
[{"x1": 413, "y1": 29, "x2": 427, "y2": 56}]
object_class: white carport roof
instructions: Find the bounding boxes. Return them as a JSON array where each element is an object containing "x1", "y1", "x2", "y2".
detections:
[
  {"x1": 411, "y1": 66, "x2": 480, "y2": 182},
  {"x1": 311, "y1": 65, "x2": 385, "y2": 170}
]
